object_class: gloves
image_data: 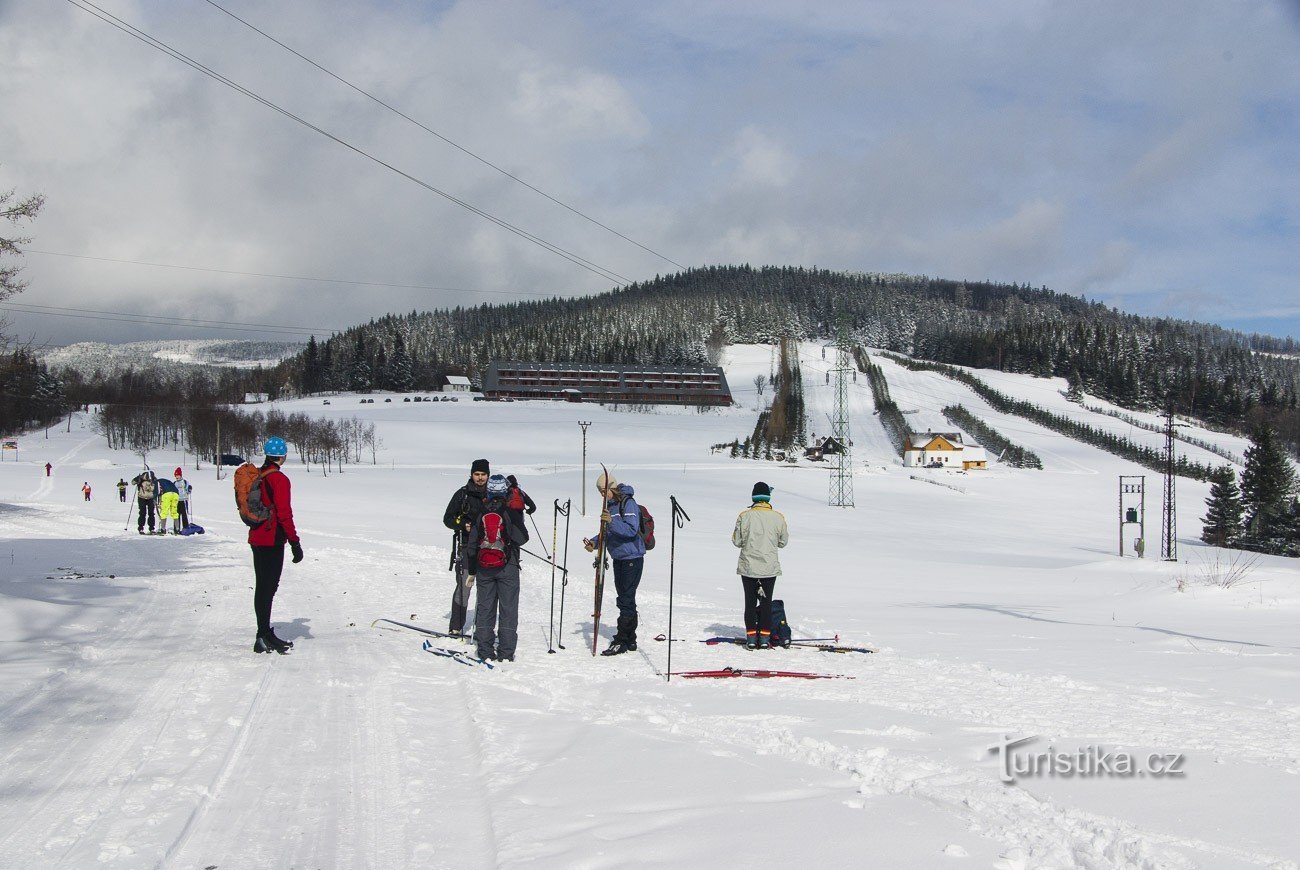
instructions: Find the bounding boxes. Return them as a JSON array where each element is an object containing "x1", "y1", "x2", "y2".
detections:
[
  {"x1": 583, "y1": 537, "x2": 595, "y2": 553},
  {"x1": 600, "y1": 510, "x2": 611, "y2": 524},
  {"x1": 465, "y1": 574, "x2": 476, "y2": 590},
  {"x1": 290, "y1": 541, "x2": 304, "y2": 563}
]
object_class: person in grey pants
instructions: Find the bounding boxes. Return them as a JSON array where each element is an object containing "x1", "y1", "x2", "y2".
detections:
[{"x1": 467, "y1": 474, "x2": 529, "y2": 661}]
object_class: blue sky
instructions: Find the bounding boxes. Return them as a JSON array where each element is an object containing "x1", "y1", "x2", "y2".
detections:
[{"x1": 1, "y1": 0, "x2": 1297, "y2": 344}]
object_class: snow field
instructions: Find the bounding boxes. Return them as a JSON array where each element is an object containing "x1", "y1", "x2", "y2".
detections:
[{"x1": 1, "y1": 343, "x2": 1298, "y2": 868}]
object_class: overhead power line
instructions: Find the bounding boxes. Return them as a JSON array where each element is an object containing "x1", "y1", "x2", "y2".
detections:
[
  {"x1": 0, "y1": 300, "x2": 334, "y2": 337},
  {"x1": 200, "y1": 0, "x2": 686, "y2": 272},
  {"x1": 24, "y1": 249, "x2": 580, "y2": 298},
  {"x1": 63, "y1": 0, "x2": 634, "y2": 287}
]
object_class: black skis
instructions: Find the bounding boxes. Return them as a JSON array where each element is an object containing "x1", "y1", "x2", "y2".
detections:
[{"x1": 372, "y1": 618, "x2": 469, "y2": 641}]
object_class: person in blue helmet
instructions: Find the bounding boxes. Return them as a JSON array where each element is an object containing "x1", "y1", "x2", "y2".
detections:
[
  {"x1": 248, "y1": 436, "x2": 303, "y2": 654},
  {"x1": 466, "y1": 473, "x2": 529, "y2": 661}
]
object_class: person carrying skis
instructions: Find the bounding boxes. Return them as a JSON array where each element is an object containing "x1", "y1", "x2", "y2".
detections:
[
  {"x1": 584, "y1": 470, "x2": 646, "y2": 656},
  {"x1": 249, "y1": 436, "x2": 303, "y2": 654},
  {"x1": 173, "y1": 468, "x2": 193, "y2": 530},
  {"x1": 131, "y1": 468, "x2": 158, "y2": 534},
  {"x1": 732, "y1": 481, "x2": 788, "y2": 649},
  {"x1": 157, "y1": 474, "x2": 180, "y2": 534},
  {"x1": 117, "y1": 478, "x2": 128, "y2": 502},
  {"x1": 442, "y1": 458, "x2": 490, "y2": 636},
  {"x1": 467, "y1": 474, "x2": 529, "y2": 661}
]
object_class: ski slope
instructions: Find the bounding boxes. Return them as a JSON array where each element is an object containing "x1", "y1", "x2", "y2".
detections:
[{"x1": 1, "y1": 344, "x2": 1298, "y2": 869}]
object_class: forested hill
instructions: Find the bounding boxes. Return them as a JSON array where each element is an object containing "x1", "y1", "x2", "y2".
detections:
[{"x1": 288, "y1": 265, "x2": 1299, "y2": 438}]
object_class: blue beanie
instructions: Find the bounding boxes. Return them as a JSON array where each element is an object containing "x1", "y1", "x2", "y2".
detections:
[{"x1": 486, "y1": 474, "x2": 509, "y2": 498}]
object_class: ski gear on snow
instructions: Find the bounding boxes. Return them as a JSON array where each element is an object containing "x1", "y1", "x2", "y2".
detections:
[{"x1": 676, "y1": 667, "x2": 852, "y2": 680}]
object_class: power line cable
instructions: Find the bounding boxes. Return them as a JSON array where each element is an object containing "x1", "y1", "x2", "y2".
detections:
[
  {"x1": 63, "y1": 0, "x2": 634, "y2": 287},
  {"x1": 0, "y1": 301, "x2": 332, "y2": 337},
  {"x1": 24, "y1": 249, "x2": 580, "y2": 298},
  {"x1": 200, "y1": 0, "x2": 686, "y2": 272}
]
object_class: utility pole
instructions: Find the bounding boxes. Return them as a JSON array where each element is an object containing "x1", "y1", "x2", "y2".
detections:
[
  {"x1": 1161, "y1": 404, "x2": 1178, "y2": 561},
  {"x1": 578, "y1": 421, "x2": 591, "y2": 515},
  {"x1": 829, "y1": 329, "x2": 854, "y2": 508}
]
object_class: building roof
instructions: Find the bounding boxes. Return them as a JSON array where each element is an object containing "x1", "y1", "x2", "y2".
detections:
[
  {"x1": 445, "y1": 376, "x2": 472, "y2": 386},
  {"x1": 905, "y1": 431, "x2": 965, "y2": 450}
]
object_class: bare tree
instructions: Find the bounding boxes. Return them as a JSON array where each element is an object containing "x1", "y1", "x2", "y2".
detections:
[
  {"x1": 753, "y1": 374, "x2": 766, "y2": 397},
  {"x1": 1, "y1": 177, "x2": 45, "y2": 345}
]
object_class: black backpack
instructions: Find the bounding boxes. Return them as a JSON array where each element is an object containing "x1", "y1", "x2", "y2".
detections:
[{"x1": 769, "y1": 599, "x2": 792, "y2": 647}]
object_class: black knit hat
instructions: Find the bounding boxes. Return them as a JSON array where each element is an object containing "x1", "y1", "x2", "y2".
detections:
[
  {"x1": 471, "y1": 458, "x2": 490, "y2": 474},
  {"x1": 752, "y1": 481, "x2": 771, "y2": 499}
]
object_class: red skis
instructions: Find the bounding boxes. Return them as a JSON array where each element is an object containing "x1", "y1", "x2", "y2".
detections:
[{"x1": 675, "y1": 667, "x2": 854, "y2": 680}]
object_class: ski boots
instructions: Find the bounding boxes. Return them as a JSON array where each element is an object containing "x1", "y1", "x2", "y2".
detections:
[{"x1": 254, "y1": 629, "x2": 293, "y2": 654}]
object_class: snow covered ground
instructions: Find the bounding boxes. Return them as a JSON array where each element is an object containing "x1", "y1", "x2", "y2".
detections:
[{"x1": 1, "y1": 343, "x2": 1297, "y2": 869}]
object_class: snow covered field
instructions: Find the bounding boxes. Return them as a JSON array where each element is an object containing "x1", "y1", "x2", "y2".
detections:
[{"x1": 1, "y1": 344, "x2": 1297, "y2": 869}]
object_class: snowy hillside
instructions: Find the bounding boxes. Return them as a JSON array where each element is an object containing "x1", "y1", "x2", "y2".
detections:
[
  {"x1": 40, "y1": 338, "x2": 304, "y2": 376},
  {"x1": 1, "y1": 343, "x2": 1297, "y2": 869}
]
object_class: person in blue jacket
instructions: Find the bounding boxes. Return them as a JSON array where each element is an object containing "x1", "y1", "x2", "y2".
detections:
[{"x1": 583, "y1": 470, "x2": 646, "y2": 656}]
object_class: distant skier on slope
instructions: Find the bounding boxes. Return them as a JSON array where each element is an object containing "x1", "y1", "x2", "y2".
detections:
[
  {"x1": 466, "y1": 474, "x2": 529, "y2": 661},
  {"x1": 116, "y1": 478, "x2": 128, "y2": 502},
  {"x1": 732, "y1": 481, "x2": 788, "y2": 649},
  {"x1": 442, "y1": 458, "x2": 490, "y2": 636},
  {"x1": 248, "y1": 436, "x2": 303, "y2": 654},
  {"x1": 584, "y1": 470, "x2": 646, "y2": 656}
]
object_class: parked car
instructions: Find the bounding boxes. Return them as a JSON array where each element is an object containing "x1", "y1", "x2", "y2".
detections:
[
  {"x1": 323, "y1": 399, "x2": 331, "y2": 405},
  {"x1": 214, "y1": 453, "x2": 246, "y2": 466},
  {"x1": 403, "y1": 397, "x2": 411, "y2": 402},
  {"x1": 450, "y1": 397, "x2": 459, "y2": 402},
  {"x1": 384, "y1": 398, "x2": 392, "y2": 403}
]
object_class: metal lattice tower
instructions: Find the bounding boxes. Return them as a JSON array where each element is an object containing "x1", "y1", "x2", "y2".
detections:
[
  {"x1": 829, "y1": 339, "x2": 854, "y2": 507},
  {"x1": 1161, "y1": 405, "x2": 1177, "y2": 561}
]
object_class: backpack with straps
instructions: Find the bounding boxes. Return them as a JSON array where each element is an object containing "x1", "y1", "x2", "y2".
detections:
[
  {"x1": 476, "y1": 509, "x2": 510, "y2": 570},
  {"x1": 233, "y1": 463, "x2": 273, "y2": 528},
  {"x1": 620, "y1": 497, "x2": 656, "y2": 551}
]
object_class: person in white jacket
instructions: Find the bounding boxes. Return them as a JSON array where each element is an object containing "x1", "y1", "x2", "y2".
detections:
[{"x1": 731, "y1": 481, "x2": 788, "y2": 649}]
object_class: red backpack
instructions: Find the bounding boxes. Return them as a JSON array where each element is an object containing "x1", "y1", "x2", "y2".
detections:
[
  {"x1": 476, "y1": 510, "x2": 509, "y2": 570},
  {"x1": 620, "y1": 497, "x2": 656, "y2": 551}
]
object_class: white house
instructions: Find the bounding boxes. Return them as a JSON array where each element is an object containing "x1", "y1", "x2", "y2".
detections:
[
  {"x1": 443, "y1": 376, "x2": 472, "y2": 393},
  {"x1": 243, "y1": 392, "x2": 269, "y2": 404},
  {"x1": 903, "y1": 431, "x2": 988, "y2": 470}
]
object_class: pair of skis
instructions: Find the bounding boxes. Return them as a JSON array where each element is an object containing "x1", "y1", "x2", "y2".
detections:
[
  {"x1": 676, "y1": 667, "x2": 854, "y2": 680},
  {"x1": 654, "y1": 634, "x2": 876, "y2": 655},
  {"x1": 421, "y1": 639, "x2": 494, "y2": 669}
]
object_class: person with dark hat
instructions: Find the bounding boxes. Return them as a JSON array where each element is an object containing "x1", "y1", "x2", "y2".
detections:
[
  {"x1": 731, "y1": 481, "x2": 788, "y2": 649},
  {"x1": 442, "y1": 458, "x2": 491, "y2": 636}
]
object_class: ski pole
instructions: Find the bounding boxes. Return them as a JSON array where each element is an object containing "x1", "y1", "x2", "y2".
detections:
[
  {"x1": 557, "y1": 497, "x2": 571, "y2": 650},
  {"x1": 529, "y1": 511, "x2": 551, "y2": 560},
  {"x1": 666, "y1": 495, "x2": 691, "y2": 682},
  {"x1": 519, "y1": 546, "x2": 569, "y2": 574},
  {"x1": 549, "y1": 499, "x2": 568, "y2": 653}
]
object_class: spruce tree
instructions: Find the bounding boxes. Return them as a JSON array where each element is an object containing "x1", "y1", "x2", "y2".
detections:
[
  {"x1": 1239, "y1": 424, "x2": 1297, "y2": 546},
  {"x1": 1200, "y1": 466, "x2": 1245, "y2": 547}
]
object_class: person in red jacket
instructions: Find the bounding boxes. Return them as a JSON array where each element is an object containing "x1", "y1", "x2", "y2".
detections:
[{"x1": 249, "y1": 436, "x2": 303, "y2": 654}]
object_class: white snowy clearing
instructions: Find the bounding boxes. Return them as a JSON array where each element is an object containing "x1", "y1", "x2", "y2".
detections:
[{"x1": 1, "y1": 343, "x2": 1297, "y2": 869}]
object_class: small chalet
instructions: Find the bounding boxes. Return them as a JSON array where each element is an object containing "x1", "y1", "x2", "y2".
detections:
[
  {"x1": 904, "y1": 431, "x2": 988, "y2": 470},
  {"x1": 443, "y1": 376, "x2": 472, "y2": 393},
  {"x1": 803, "y1": 436, "x2": 847, "y2": 461}
]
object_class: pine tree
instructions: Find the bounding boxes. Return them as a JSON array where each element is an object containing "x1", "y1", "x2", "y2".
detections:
[
  {"x1": 1200, "y1": 466, "x2": 1245, "y2": 547},
  {"x1": 388, "y1": 334, "x2": 415, "y2": 392},
  {"x1": 302, "y1": 336, "x2": 321, "y2": 394},
  {"x1": 1239, "y1": 424, "x2": 1297, "y2": 546},
  {"x1": 348, "y1": 333, "x2": 372, "y2": 392}
]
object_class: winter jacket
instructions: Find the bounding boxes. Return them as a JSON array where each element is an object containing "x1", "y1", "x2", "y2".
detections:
[
  {"x1": 465, "y1": 497, "x2": 529, "y2": 577},
  {"x1": 442, "y1": 479, "x2": 488, "y2": 533},
  {"x1": 598, "y1": 484, "x2": 646, "y2": 561},
  {"x1": 132, "y1": 472, "x2": 157, "y2": 499},
  {"x1": 174, "y1": 478, "x2": 191, "y2": 501},
  {"x1": 157, "y1": 478, "x2": 178, "y2": 497},
  {"x1": 732, "y1": 502, "x2": 788, "y2": 577},
  {"x1": 247, "y1": 463, "x2": 299, "y2": 546}
]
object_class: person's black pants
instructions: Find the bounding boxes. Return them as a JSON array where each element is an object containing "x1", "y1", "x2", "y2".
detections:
[
  {"x1": 137, "y1": 497, "x2": 155, "y2": 531},
  {"x1": 611, "y1": 557, "x2": 644, "y2": 644},
  {"x1": 742, "y1": 576, "x2": 776, "y2": 635},
  {"x1": 178, "y1": 501, "x2": 190, "y2": 528},
  {"x1": 251, "y1": 544, "x2": 286, "y2": 635}
]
